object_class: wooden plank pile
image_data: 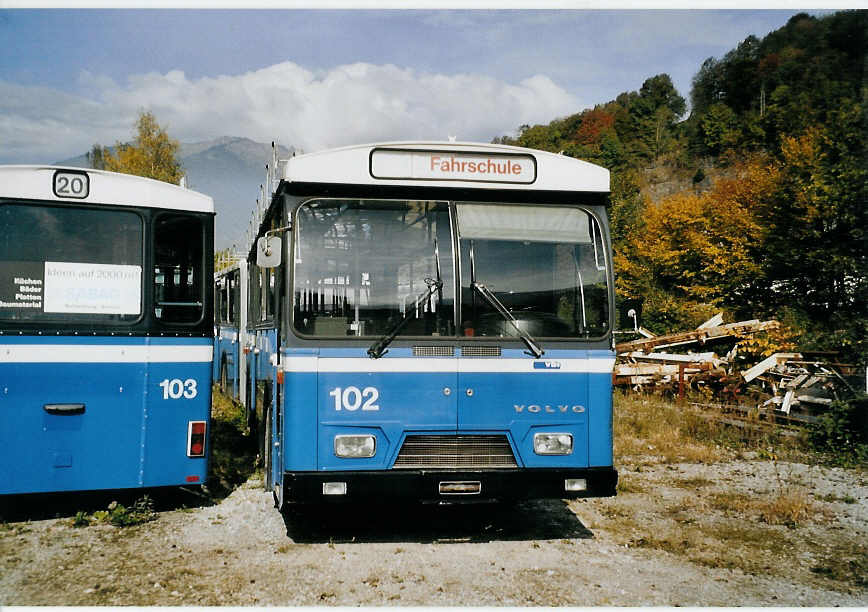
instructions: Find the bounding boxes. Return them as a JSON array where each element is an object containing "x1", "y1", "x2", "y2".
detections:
[
  {"x1": 614, "y1": 315, "x2": 779, "y2": 397},
  {"x1": 742, "y1": 352, "x2": 861, "y2": 424},
  {"x1": 614, "y1": 315, "x2": 862, "y2": 423}
]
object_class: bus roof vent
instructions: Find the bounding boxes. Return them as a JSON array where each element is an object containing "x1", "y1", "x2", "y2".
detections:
[
  {"x1": 413, "y1": 345, "x2": 454, "y2": 357},
  {"x1": 461, "y1": 345, "x2": 501, "y2": 357}
]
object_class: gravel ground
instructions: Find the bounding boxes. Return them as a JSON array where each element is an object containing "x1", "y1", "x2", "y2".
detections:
[{"x1": 1, "y1": 459, "x2": 866, "y2": 606}]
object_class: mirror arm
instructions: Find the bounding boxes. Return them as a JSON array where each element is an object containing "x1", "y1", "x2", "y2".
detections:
[
  {"x1": 261, "y1": 224, "x2": 292, "y2": 256},
  {"x1": 265, "y1": 223, "x2": 292, "y2": 239}
]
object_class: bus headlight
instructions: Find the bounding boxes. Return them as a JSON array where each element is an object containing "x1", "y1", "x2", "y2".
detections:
[
  {"x1": 334, "y1": 434, "x2": 376, "y2": 458},
  {"x1": 533, "y1": 433, "x2": 573, "y2": 455}
]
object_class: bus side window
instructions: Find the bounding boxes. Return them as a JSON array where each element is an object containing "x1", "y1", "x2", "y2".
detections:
[
  {"x1": 229, "y1": 270, "x2": 240, "y2": 325},
  {"x1": 260, "y1": 267, "x2": 269, "y2": 322},
  {"x1": 154, "y1": 214, "x2": 204, "y2": 324},
  {"x1": 217, "y1": 279, "x2": 228, "y2": 324},
  {"x1": 248, "y1": 263, "x2": 260, "y2": 324}
]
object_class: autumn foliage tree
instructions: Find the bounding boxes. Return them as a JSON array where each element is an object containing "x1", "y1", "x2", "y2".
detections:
[
  {"x1": 616, "y1": 157, "x2": 779, "y2": 332},
  {"x1": 103, "y1": 111, "x2": 185, "y2": 185}
]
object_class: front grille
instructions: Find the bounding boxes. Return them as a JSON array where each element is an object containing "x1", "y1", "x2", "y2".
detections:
[
  {"x1": 413, "y1": 345, "x2": 454, "y2": 357},
  {"x1": 393, "y1": 435, "x2": 517, "y2": 469},
  {"x1": 461, "y1": 345, "x2": 501, "y2": 357}
]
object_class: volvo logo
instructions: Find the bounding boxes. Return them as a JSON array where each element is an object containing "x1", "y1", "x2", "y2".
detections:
[
  {"x1": 533, "y1": 361, "x2": 562, "y2": 370},
  {"x1": 514, "y1": 404, "x2": 585, "y2": 413}
]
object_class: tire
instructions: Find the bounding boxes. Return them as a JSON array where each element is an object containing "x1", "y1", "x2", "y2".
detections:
[
  {"x1": 219, "y1": 359, "x2": 228, "y2": 393},
  {"x1": 263, "y1": 400, "x2": 273, "y2": 493}
]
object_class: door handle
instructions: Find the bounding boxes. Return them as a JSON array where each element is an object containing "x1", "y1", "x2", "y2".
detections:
[{"x1": 43, "y1": 403, "x2": 85, "y2": 415}]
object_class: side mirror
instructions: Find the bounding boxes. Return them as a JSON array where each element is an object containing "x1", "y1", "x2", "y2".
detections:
[
  {"x1": 617, "y1": 298, "x2": 642, "y2": 331},
  {"x1": 256, "y1": 236, "x2": 282, "y2": 268}
]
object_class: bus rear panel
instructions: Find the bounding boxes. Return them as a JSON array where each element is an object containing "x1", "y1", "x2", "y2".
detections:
[{"x1": 0, "y1": 166, "x2": 214, "y2": 495}]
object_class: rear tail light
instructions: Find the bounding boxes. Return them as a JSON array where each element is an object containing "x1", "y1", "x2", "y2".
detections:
[{"x1": 187, "y1": 421, "x2": 206, "y2": 457}]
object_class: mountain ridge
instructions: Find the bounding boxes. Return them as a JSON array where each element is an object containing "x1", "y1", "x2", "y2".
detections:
[{"x1": 56, "y1": 136, "x2": 294, "y2": 251}]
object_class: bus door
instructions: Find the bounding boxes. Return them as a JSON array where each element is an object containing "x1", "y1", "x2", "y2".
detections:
[
  {"x1": 315, "y1": 351, "x2": 458, "y2": 469},
  {"x1": 0, "y1": 202, "x2": 148, "y2": 493},
  {"x1": 144, "y1": 213, "x2": 212, "y2": 487},
  {"x1": 453, "y1": 204, "x2": 613, "y2": 469},
  {"x1": 456, "y1": 353, "x2": 590, "y2": 469},
  {"x1": 291, "y1": 199, "x2": 457, "y2": 470}
]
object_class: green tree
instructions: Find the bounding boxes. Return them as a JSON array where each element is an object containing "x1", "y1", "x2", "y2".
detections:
[
  {"x1": 628, "y1": 74, "x2": 686, "y2": 162},
  {"x1": 86, "y1": 144, "x2": 106, "y2": 170},
  {"x1": 754, "y1": 101, "x2": 867, "y2": 362},
  {"x1": 103, "y1": 111, "x2": 185, "y2": 184},
  {"x1": 699, "y1": 102, "x2": 741, "y2": 155}
]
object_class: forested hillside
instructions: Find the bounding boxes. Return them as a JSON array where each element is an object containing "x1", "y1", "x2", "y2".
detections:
[{"x1": 495, "y1": 11, "x2": 866, "y2": 363}]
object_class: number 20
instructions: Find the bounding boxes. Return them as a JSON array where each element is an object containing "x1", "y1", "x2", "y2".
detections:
[{"x1": 329, "y1": 386, "x2": 379, "y2": 411}]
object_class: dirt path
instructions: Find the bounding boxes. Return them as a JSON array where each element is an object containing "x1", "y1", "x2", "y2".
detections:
[{"x1": 1, "y1": 459, "x2": 865, "y2": 606}]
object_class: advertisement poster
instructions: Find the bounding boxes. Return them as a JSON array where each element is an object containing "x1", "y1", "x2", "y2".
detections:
[{"x1": 43, "y1": 261, "x2": 141, "y2": 315}]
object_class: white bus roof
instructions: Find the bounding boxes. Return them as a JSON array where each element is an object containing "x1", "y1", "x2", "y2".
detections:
[
  {"x1": 0, "y1": 165, "x2": 214, "y2": 214},
  {"x1": 282, "y1": 141, "x2": 609, "y2": 193}
]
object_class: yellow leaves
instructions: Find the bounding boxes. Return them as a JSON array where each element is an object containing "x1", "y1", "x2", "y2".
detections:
[
  {"x1": 103, "y1": 111, "x2": 184, "y2": 185},
  {"x1": 619, "y1": 157, "x2": 780, "y2": 323},
  {"x1": 780, "y1": 129, "x2": 819, "y2": 166},
  {"x1": 735, "y1": 324, "x2": 799, "y2": 360}
]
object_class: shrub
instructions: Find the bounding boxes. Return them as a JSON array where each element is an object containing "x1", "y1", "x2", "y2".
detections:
[
  {"x1": 107, "y1": 496, "x2": 157, "y2": 527},
  {"x1": 811, "y1": 395, "x2": 868, "y2": 466}
]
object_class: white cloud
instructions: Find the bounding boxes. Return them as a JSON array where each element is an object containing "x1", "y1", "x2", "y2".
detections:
[{"x1": 0, "y1": 61, "x2": 581, "y2": 163}]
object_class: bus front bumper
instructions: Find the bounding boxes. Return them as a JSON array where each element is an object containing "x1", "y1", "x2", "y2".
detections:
[{"x1": 281, "y1": 466, "x2": 617, "y2": 504}]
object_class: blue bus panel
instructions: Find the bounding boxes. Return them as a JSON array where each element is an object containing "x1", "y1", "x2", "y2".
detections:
[{"x1": 0, "y1": 337, "x2": 212, "y2": 495}]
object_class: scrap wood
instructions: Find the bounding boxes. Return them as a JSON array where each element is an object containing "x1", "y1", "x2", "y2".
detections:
[
  {"x1": 741, "y1": 352, "x2": 802, "y2": 383},
  {"x1": 621, "y1": 351, "x2": 723, "y2": 366},
  {"x1": 615, "y1": 363, "x2": 709, "y2": 376},
  {"x1": 615, "y1": 319, "x2": 780, "y2": 354},
  {"x1": 637, "y1": 326, "x2": 656, "y2": 338},
  {"x1": 689, "y1": 402, "x2": 803, "y2": 435},
  {"x1": 697, "y1": 312, "x2": 725, "y2": 329}
]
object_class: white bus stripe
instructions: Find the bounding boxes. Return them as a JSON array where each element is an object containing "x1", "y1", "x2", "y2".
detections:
[
  {"x1": 0, "y1": 345, "x2": 213, "y2": 364},
  {"x1": 281, "y1": 356, "x2": 615, "y2": 374}
]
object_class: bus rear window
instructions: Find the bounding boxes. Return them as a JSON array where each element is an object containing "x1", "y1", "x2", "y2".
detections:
[
  {"x1": 154, "y1": 214, "x2": 205, "y2": 324},
  {"x1": 0, "y1": 202, "x2": 143, "y2": 323}
]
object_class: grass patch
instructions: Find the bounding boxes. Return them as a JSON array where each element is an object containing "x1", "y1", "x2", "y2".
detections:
[
  {"x1": 671, "y1": 476, "x2": 715, "y2": 490},
  {"x1": 599, "y1": 392, "x2": 861, "y2": 593},
  {"x1": 810, "y1": 555, "x2": 868, "y2": 589},
  {"x1": 614, "y1": 391, "x2": 811, "y2": 465},
  {"x1": 757, "y1": 488, "x2": 812, "y2": 527},
  {"x1": 615, "y1": 475, "x2": 645, "y2": 494},
  {"x1": 71, "y1": 496, "x2": 157, "y2": 528},
  {"x1": 208, "y1": 386, "x2": 260, "y2": 500},
  {"x1": 818, "y1": 492, "x2": 858, "y2": 504},
  {"x1": 708, "y1": 491, "x2": 755, "y2": 515},
  {"x1": 614, "y1": 393, "x2": 723, "y2": 464}
]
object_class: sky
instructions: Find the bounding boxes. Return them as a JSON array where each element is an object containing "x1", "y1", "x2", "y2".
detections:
[{"x1": 0, "y1": 7, "x2": 843, "y2": 164}]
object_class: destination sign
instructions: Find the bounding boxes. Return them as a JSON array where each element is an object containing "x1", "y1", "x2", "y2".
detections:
[{"x1": 371, "y1": 149, "x2": 536, "y2": 184}]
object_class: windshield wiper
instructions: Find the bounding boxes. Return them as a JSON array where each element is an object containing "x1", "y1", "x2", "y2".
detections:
[
  {"x1": 471, "y1": 282, "x2": 545, "y2": 359},
  {"x1": 368, "y1": 278, "x2": 443, "y2": 359}
]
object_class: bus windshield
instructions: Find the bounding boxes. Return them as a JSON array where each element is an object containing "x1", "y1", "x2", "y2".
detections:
[
  {"x1": 292, "y1": 199, "x2": 610, "y2": 340},
  {"x1": 457, "y1": 203, "x2": 610, "y2": 339},
  {"x1": 294, "y1": 199, "x2": 454, "y2": 338}
]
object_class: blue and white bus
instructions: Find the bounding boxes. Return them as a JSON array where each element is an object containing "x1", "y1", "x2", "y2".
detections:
[
  {"x1": 236, "y1": 141, "x2": 617, "y2": 508},
  {"x1": 0, "y1": 166, "x2": 215, "y2": 495},
  {"x1": 214, "y1": 255, "x2": 248, "y2": 403}
]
